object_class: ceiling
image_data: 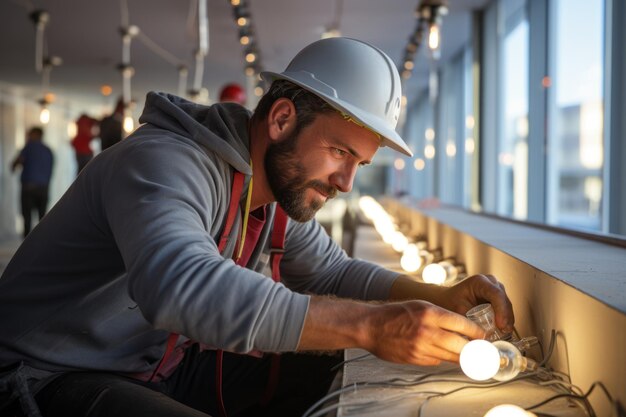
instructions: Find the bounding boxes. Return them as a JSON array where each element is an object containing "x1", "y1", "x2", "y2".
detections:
[{"x1": 0, "y1": 0, "x2": 489, "y2": 113}]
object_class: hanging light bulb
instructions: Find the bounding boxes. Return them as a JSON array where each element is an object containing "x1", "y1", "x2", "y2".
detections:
[
  {"x1": 417, "y1": 2, "x2": 447, "y2": 61},
  {"x1": 67, "y1": 120, "x2": 77, "y2": 137},
  {"x1": 123, "y1": 106, "x2": 134, "y2": 134},
  {"x1": 460, "y1": 340, "x2": 537, "y2": 382},
  {"x1": 484, "y1": 404, "x2": 537, "y2": 417},
  {"x1": 428, "y1": 23, "x2": 440, "y2": 51},
  {"x1": 39, "y1": 107, "x2": 50, "y2": 124}
]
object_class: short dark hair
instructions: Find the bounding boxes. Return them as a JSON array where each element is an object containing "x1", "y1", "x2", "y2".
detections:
[
  {"x1": 251, "y1": 80, "x2": 336, "y2": 137},
  {"x1": 29, "y1": 127, "x2": 43, "y2": 139}
]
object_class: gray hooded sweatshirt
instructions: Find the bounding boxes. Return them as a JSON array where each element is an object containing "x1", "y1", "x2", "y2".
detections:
[{"x1": 0, "y1": 92, "x2": 399, "y2": 379}]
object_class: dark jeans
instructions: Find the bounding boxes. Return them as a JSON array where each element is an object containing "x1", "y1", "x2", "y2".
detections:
[
  {"x1": 27, "y1": 347, "x2": 341, "y2": 417},
  {"x1": 20, "y1": 184, "x2": 49, "y2": 237}
]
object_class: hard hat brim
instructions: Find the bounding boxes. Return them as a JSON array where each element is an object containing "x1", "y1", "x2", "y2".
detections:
[{"x1": 260, "y1": 71, "x2": 413, "y2": 157}]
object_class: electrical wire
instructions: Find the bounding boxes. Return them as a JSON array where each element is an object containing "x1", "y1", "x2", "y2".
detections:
[
  {"x1": 527, "y1": 381, "x2": 619, "y2": 417},
  {"x1": 539, "y1": 329, "x2": 557, "y2": 367},
  {"x1": 304, "y1": 329, "x2": 622, "y2": 417},
  {"x1": 136, "y1": 32, "x2": 185, "y2": 67},
  {"x1": 330, "y1": 352, "x2": 373, "y2": 372}
]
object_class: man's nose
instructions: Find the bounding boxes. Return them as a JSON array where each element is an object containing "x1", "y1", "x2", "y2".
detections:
[{"x1": 330, "y1": 163, "x2": 358, "y2": 193}]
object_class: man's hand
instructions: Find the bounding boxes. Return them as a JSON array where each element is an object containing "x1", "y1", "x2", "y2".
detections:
[
  {"x1": 390, "y1": 274, "x2": 515, "y2": 335},
  {"x1": 362, "y1": 300, "x2": 485, "y2": 365},
  {"x1": 297, "y1": 296, "x2": 485, "y2": 366}
]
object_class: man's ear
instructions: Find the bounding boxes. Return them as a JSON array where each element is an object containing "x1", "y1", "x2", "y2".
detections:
[{"x1": 267, "y1": 98, "x2": 297, "y2": 142}]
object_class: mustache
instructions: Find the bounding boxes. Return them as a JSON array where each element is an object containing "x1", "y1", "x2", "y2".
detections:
[{"x1": 307, "y1": 180, "x2": 338, "y2": 199}]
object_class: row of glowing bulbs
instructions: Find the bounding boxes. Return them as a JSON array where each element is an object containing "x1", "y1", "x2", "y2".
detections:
[
  {"x1": 358, "y1": 196, "x2": 462, "y2": 286},
  {"x1": 359, "y1": 196, "x2": 539, "y2": 417}
]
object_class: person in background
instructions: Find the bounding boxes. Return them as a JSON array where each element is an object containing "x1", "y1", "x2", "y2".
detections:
[
  {"x1": 70, "y1": 114, "x2": 99, "y2": 174},
  {"x1": 218, "y1": 82, "x2": 247, "y2": 106},
  {"x1": 10, "y1": 126, "x2": 54, "y2": 238},
  {"x1": 99, "y1": 98, "x2": 124, "y2": 151}
]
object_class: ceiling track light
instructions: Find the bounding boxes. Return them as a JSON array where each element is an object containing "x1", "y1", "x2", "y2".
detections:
[
  {"x1": 230, "y1": 0, "x2": 265, "y2": 94},
  {"x1": 29, "y1": 9, "x2": 50, "y2": 73},
  {"x1": 398, "y1": 0, "x2": 448, "y2": 82},
  {"x1": 29, "y1": 8, "x2": 60, "y2": 125}
]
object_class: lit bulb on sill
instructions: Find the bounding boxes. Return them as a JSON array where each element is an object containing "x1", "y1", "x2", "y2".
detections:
[
  {"x1": 484, "y1": 404, "x2": 537, "y2": 417},
  {"x1": 421, "y1": 259, "x2": 461, "y2": 285},
  {"x1": 400, "y1": 244, "x2": 421, "y2": 273},
  {"x1": 460, "y1": 340, "x2": 537, "y2": 382},
  {"x1": 391, "y1": 231, "x2": 409, "y2": 252},
  {"x1": 459, "y1": 339, "x2": 500, "y2": 381}
]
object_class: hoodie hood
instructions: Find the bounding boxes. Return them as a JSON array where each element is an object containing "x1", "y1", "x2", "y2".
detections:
[{"x1": 139, "y1": 91, "x2": 253, "y2": 175}]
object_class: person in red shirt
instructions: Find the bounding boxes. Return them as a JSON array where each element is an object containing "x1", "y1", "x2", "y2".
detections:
[{"x1": 70, "y1": 114, "x2": 99, "y2": 174}]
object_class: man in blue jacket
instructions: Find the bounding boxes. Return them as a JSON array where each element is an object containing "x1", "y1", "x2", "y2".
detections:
[
  {"x1": 10, "y1": 126, "x2": 54, "y2": 238},
  {"x1": 0, "y1": 38, "x2": 513, "y2": 417}
]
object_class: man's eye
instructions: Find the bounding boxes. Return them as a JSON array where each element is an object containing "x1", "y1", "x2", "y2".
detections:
[{"x1": 332, "y1": 148, "x2": 347, "y2": 156}]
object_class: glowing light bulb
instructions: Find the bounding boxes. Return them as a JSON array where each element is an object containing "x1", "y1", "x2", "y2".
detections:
[
  {"x1": 422, "y1": 262, "x2": 446, "y2": 285},
  {"x1": 67, "y1": 121, "x2": 77, "y2": 138},
  {"x1": 123, "y1": 116, "x2": 134, "y2": 134},
  {"x1": 428, "y1": 24, "x2": 440, "y2": 51},
  {"x1": 400, "y1": 244, "x2": 421, "y2": 273},
  {"x1": 39, "y1": 107, "x2": 50, "y2": 124},
  {"x1": 422, "y1": 260, "x2": 462, "y2": 285},
  {"x1": 461, "y1": 340, "x2": 536, "y2": 382},
  {"x1": 459, "y1": 340, "x2": 500, "y2": 381},
  {"x1": 391, "y1": 231, "x2": 409, "y2": 253},
  {"x1": 484, "y1": 404, "x2": 536, "y2": 417}
]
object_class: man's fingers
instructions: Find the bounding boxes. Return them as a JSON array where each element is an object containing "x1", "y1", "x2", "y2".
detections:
[
  {"x1": 481, "y1": 275, "x2": 515, "y2": 332},
  {"x1": 433, "y1": 307, "x2": 486, "y2": 340}
]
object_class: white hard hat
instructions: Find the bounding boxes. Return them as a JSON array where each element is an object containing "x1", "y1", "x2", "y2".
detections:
[{"x1": 261, "y1": 37, "x2": 412, "y2": 157}]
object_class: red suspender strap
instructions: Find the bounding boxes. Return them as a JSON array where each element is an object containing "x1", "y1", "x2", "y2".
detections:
[
  {"x1": 149, "y1": 332, "x2": 179, "y2": 382},
  {"x1": 150, "y1": 170, "x2": 244, "y2": 415},
  {"x1": 260, "y1": 204, "x2": 288, "y2": 406}
]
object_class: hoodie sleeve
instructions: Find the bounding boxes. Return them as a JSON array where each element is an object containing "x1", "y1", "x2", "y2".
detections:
[
  {"x1": 101, "y1": 136, "x2": 309, "y2": 353},
  {"x1": 279, "y1": 217, "x2": 400, "y2": 300}
]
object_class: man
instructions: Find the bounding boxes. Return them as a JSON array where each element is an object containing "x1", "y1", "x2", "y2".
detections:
[
  {"x1": 99, "y1": 98, "x2": 124, "y2": 151},
  {"x1": 0, "y1": 38, "x2": 513, "y2": 417},
  {"x1": 70, "y1": 114, "x2": 99, "y2": 174},
  {"x1": 218, "y1": 83, "x2": 247, "y2": 106},
  {"x1": 10, "y1": 127, "x2": 54, "y2": 238}
]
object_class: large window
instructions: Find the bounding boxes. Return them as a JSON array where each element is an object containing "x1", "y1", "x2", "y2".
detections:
[
  {"x1": 547, "y1": 0, "x2": 605, "y2": 231},
  {"x1": 497, "y1": 0, "x2": 529, "y2": 219}
]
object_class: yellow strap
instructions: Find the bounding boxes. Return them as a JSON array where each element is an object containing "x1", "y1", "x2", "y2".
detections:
[{"x1": 237, "y1": 161, "x2": 254, "y2": 260}]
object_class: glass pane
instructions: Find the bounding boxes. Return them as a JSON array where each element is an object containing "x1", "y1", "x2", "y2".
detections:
[
  {"x1": 547, "y1": 0, "x2": 604, "y2": 231},
  {"x1": 498, "y1": 17, "x2": 529, "y2": 219},
  {"x1": 437, "y1": 56, "x2": 462, "y2": 204}
]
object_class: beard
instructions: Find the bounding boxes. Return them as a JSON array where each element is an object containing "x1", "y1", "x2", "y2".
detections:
[{"x1": 264, "y1": 131, "x2": 337, "y2": 222}]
